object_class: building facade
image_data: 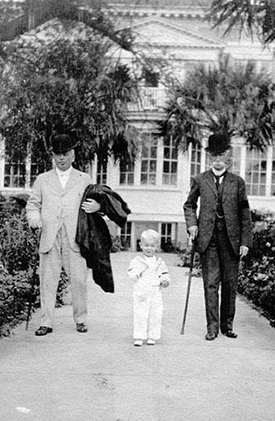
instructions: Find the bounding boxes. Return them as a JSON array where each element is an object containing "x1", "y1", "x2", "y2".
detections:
[{"x1": 1, "y1": 0, "x2": 275, "y2": 250}]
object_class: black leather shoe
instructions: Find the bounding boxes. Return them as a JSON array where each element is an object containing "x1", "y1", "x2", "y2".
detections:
[
  {"x1": 35, "y1": 326, "x2": 53, "y2": 336},
  {"x1": 205, "y1": 332, "x2": 217, "y2": 341},
  {"x1": 223, "y1": 330, "x2": 238, "y2": 338},
  {"x1": 76, "y1": 323, "x2": 88, "y2": 333}
]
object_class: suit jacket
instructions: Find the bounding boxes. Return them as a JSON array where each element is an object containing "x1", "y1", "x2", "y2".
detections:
[
  {"x1": 184, "y1": 170, "x2": 253, "y2": 255},
  {"x1": 26, "y1": 168, "x2": 91, "y2": 253}
]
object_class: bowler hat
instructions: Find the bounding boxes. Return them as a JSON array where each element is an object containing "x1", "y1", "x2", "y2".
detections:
[
  {"x1": 51, "y1": 134, "x2": 79, "y2": 154},
  {"x1": 205, "y1": 133, "x2": 231, "y2": 155}
]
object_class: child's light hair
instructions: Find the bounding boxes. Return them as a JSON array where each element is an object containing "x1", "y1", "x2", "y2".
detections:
[{"x1": 140, "y1": 229, "x2": 160, "y2": 244}]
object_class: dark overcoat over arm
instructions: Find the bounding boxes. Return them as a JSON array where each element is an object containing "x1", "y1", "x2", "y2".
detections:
[
  {"x1": 184, "y1": 170, "x2": 253, "y2": 256},
  {"x1": 75, "y1": 184, "x2": 131, "y2": 293}
]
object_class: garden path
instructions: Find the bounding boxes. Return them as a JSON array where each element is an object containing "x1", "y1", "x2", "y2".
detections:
[{"x1": 0, "y1": 252, "x2": 275, "y2": 421}]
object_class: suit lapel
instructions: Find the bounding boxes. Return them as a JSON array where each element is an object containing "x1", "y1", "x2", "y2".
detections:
[
  {"x1": 64, "y1": 168, "x2": 79, "y2": 192},
  {"x1": 46, "y1": 168, "x2": 79, "y2": 195},
  {"x1": 205, "y1": 170, "x2": 217, "y2": 196},
  {"x1": 222, "y1": 172, "x2": 235, "y2": 199},
  {"x1": 46, "y1": 169, "x2": 63, "y2": 195}
]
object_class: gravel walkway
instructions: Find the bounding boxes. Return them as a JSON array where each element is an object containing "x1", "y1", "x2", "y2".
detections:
[{"x1": 1, "y1": 252, "x2": 275, "y2": 421}]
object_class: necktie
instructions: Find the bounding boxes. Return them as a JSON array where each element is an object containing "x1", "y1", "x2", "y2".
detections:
[
  {"x1": 214, "y1": 174, "x2": 221, "y2": 190},
  {"x1": 213, "y1": 172, "x2": 226, "y2": 190}
]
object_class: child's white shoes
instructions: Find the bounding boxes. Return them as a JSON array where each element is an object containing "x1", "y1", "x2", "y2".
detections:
[{"x1": 133, "y1": 339, "x2": 156, "y2": 346}]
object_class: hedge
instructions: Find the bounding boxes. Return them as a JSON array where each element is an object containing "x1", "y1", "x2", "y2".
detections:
[
  {"x1": 0, "y1": 195, "x2": 67, "y2": 336},
  {"x1": 238, "y1": 219, "x2": 275, "y2": 325}
]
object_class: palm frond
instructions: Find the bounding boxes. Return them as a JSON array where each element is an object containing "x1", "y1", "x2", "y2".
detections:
[
  {"x1": 207, "y1": 0, "x2": 275, "y2": 44},
  {"x1": 158, "y1": 54, "x2": 275, "y2": 151}
]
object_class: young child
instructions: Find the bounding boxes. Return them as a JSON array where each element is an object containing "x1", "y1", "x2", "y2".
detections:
[{"x1": 128, "y1": 229, "x2": 170, "y2": 346}]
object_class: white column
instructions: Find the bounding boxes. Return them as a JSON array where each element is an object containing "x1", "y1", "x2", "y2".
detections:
[
  {"x1": 266, "y1": 145, "x2": 273, "y2": 197},
  {"x1": 131, "y1": 221, "x2": 136, "y2": 251},
  {"x1": 0, "y1": 136, "x2": 5, "y2": 188},
  {"x1": 156, "y1": 139, "x2": 163, "y2": 186},
  {"x1": 90, "y1": 157, "x2": 97, "y2": 183}
]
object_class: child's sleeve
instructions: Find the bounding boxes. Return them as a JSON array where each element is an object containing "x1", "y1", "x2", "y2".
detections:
[
  {"x1": 128, "y1": 258, "x2": 147, "y2": 280},
  {"x1": 159, "y1": 259, "x2": 171, "y2": 286}
]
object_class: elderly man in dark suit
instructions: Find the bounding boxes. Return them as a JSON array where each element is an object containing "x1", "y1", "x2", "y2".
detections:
[{"x1": 184, "y1": 133, "x2": 253, "y2": 341}]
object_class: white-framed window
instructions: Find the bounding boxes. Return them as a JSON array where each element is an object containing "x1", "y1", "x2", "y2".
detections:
[
  {"x1": 97, "y1": 160, "x2": 107, "y2": 185},
  {"x1": 193, "y1": 143, "x2": 243, "y2": 176},
  {"x1": 120, "y1": 161, "x2": 134, "y2": 185},
  {"x1": 245, "y1": 148, "x2": 267, "y2": 196},
  {"x1": 190, "y1": 142, "x2": 275, "y2": 198},
  {"x1": 30, "y1": 160, "x2": 49, "y2": 186},
  {"x1": 160, "y1": 223, "x2": 172, "y2": 252},
  {"x1": 120, "y1": 221, "x2": 132, "y2": 250},
  {"x1": 190, "y1": 143, "x2": 202, "y2": 177},
  {"x1": 2, "y1": 138, "x2": 53, "y2": 189},
  {"x1": 4, "y1": 159, "x2": 26, "y2": 188},
  {"x1": 162, "y1": 136, "x2": 178, "y2": 185},
  {"x1": 140, "y1": 133, "x2": 157, "y2": 185}
]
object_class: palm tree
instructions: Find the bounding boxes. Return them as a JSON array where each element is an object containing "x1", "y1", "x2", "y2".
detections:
[
  {"x1": 0, "y1": 4, "x2": 143, "y2": 172},
  {"x1": 158, "y1": 54, "x2": 275, "y2": 151},
  {"x1": 207, "y1": 0, "x2": 275, "y2": 45}
]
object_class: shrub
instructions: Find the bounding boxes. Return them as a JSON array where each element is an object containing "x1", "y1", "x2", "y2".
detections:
[
  {"x1": 111, "y1": 235, "x2": 123, "y2": 252},
  {"x1": 0, "y1": 196, "x2": 68, "y2": 336},
  {"x1": 176, "y1": 242, "x2": 202, "y2": 277},
  {"x1": 0, "y1": 266, "x2": 35, "y2": 336},
  {"x1": 238, "y1": 219, "x2": 275, "y2": 324},
  {"x1": 0, "y1": 195, "x2": 37, "y2": 274}
]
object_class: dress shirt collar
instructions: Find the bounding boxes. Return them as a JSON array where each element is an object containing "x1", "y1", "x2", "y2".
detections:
[
  {"x1": 211, "y1": 168, "x2": 226, "y2": 178},
  {"x1": 55, "y1": 166, "x2": 73, "y2": 178}
]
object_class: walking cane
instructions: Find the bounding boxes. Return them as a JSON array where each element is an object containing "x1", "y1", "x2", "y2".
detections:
[
  {"x1": 26, "y1": 228, "x2": 41, "y2": 331},
  {"x1": 180, "y1": 240, "x2": 195, "y2": 335}
]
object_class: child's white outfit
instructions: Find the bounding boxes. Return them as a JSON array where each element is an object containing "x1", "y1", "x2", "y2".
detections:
[{"x1": 128, "y1": 255, "x2": 170, "y2": 341}]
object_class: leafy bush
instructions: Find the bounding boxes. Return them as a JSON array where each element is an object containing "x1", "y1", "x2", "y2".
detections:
[
  {"x1": 176, "y1": 243, "x2": 202, "y2": 277},
  {"x1": 111, "y1": 235, "x2": 124, "y2": 252},
  {"x1": 238, "y1": 219, "x2": 275, "y2": 324},
  {"x1": 0, "y1": 195, "x2": 37, "y2": 273},
  {"x1": 0, "y1": 266, "x2": 33, "y2": 336},
  {"x1": 0, "y1": 195, "x2": 69, "y2": 336}
]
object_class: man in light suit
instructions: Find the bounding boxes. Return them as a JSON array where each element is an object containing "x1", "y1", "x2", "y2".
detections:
[
  {"x1": 184, "y1": 133, "x2": 253, "y2": 341},
  {"x1": 26, "y1": 134, "x2": 100, "y2": 336}
]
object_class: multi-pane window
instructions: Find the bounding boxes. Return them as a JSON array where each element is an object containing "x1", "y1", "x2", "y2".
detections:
[
  {"x1": 120, "y1": 161, "x2": 134, "y2": 185},
  {"x1": 4, "y1": 160, "x2": 25, "y2": 188},
  {"x1": 163, "y1": 136, "x2": 178, "y2": 185},
  {"x1": 97, "y1": 161, "x2": 107, "y2": 185},
  {"x1": 30, "y1": 161, "x2": 50, "y2": 186},
  {"x1": 245, "y1": 148, "x2": 267, "y2": 196},
  {"x1": 190, "y1": 143, "x2": 202, "y2": 176},
  {"x1": 120, "y1": 221, "x2": 132, "y2": 250},
  {"x1": 160, "y1": 223, "x2": 173, "y2": 251},
  {"x1": 140, "y1": 133, "x2": 157, "y2": 185},
  {"x1": 204, "y1": 145, "x2": 241, "y2": 175}
]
